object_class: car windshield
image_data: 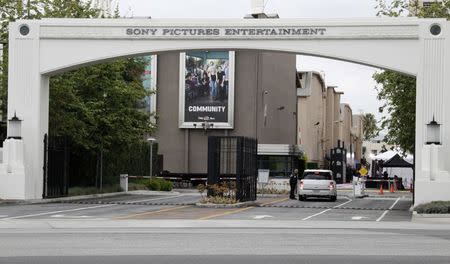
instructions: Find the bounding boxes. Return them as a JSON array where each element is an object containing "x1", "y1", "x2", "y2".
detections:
[{"x1": 303, "y1": 172, "x2": 332, "y2": 180}]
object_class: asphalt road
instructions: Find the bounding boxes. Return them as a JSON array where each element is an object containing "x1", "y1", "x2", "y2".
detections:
[
  {"x1": 0, "y1": 192, "x2": 412, "y2": 222},
  {"x1": 0, "y1": 225, "x2": 450, "y2": 262},
  {"x1": 2, "y1": 255, "x2": 450, "y2": 264}
]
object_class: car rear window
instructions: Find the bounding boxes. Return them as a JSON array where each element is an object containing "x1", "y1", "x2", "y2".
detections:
[{"x1": 302, "y1": 172, "x2": 332, "y2": 180}]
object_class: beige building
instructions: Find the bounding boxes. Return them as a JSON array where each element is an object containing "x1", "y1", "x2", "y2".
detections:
[{"x1": 296, "y1": 71, "x2": 364, "y2": 169}]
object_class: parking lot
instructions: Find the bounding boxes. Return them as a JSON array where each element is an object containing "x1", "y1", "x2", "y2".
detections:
[{"x1": 0, "y1": 191, "x2": 413, "y2": 222}]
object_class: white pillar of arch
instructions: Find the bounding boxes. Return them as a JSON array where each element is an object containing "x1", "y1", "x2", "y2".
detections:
[
  {"x1": 1, "y1": 22, "x2": 49, "y2": 199},
  {"x1": 1, "y1": 18, "x2": 450, "y2": 203},
  {"x1": 414, "y1": 22, "x2": 450, "y2": 205}
]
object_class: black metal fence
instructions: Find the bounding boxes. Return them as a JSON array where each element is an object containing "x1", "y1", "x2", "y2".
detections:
[
  {"x1": 43, "y1": 134, "x2": 69, "y2": 198},
  {"x1": 42, "y1": 134, "x2": 159, "y2": 198},
  {"x1": 207, "y1": 136, "x2": 257, "y2": 202}
]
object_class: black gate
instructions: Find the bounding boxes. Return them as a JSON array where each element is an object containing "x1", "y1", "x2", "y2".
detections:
[
  {"x1": 43, "y1": 134, "x2": 69, "y2": 198},
  {"x1": 207, "y1": 136, "x2": 257, "y2": 202}
]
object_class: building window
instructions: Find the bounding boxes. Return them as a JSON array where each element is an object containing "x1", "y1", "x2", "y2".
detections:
[{"x1": 258, "y1": 155, "x2": 294, "y2": 178}]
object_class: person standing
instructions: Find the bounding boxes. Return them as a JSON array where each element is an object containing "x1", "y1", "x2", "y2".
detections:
[
  {"x1": 289, "y1": 169, "x2": 299, "y2": 199},
  {"x1": 207, "y1": 61, "x2": 217, "y2": 100}
]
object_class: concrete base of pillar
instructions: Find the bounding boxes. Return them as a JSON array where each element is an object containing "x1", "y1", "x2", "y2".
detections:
[
  {"x1": 0, "y1": 139, "x2": 26, "y2": 200},
  {"x1": 415, "y1": 178, "x2": 450, "y2": 206}
]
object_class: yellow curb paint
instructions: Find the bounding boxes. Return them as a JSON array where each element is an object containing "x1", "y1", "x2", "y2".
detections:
[
  {"x1": 114, "y1": 205, "x2": 191, "y2": 220},
  {"x1": 260, "y1": 197, "x2": 289, "y2": 206}
]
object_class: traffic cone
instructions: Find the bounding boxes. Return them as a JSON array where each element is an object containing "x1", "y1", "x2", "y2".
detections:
[
  {"x1": 379, "y1": 184, "x2": 384, "y2": 195},
  {"x1": 390, "y1": 183, "x2": 395, "y2": 193}
]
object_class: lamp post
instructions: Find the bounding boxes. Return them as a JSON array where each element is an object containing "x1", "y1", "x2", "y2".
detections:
[
  {"x1": 147, "y1": 137, "x2": 157, "y2": 177},
  {"x1": 426, "y1": 117, "x2": 441, "y2": 145},
  {"x1": 8, "y1": 112, "x2": 22, "y2": 139}
]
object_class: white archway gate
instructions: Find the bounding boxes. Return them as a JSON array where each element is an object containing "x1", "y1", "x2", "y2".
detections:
[{"x1": 1, "y1": 18, "x2": 449, "y2": 205}]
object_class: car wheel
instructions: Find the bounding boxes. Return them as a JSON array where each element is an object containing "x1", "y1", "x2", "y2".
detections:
[
  {"x1": 299, "y1": 195, "x2": 305, "y2": 201},
  {"x1": 330, "y1": 195, "x2": 337, "y2": 202}
]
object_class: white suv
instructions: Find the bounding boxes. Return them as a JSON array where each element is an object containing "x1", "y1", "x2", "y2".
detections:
[{"x1": 298, "y1": 169, "x2": 337, "y2": 201}]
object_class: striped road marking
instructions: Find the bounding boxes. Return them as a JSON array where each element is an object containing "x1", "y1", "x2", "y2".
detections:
[{"x1": 376, "y1": 197, "x2": 401, "y2": 222}]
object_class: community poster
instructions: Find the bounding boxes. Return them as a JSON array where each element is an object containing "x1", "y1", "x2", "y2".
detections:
[{"x1": 179, "y1": 51, "x2": 235, "y2": 129}]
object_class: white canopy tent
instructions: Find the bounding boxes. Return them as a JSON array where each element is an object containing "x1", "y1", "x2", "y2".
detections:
[{"x1": 373, "y1": 150, "x2": 414, "y2": 189}]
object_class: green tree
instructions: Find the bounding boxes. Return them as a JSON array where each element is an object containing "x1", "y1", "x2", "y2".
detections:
[
  {"x1": 1, "y1": 0, "x2": 152, "y2": 150},
  {"x1": 1, "y1": 1, "x2": 153, "y2": 188},
  {"x1": 362, "y1": 113, "x2": 379, "y2": 141},
  {"x1": 374, "y1": 0, "x2": 450, "y2": 153}
]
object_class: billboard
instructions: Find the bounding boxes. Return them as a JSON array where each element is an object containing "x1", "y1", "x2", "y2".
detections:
[{"x1": 179, "y1": 51, "x2": 235, "y2": 129}]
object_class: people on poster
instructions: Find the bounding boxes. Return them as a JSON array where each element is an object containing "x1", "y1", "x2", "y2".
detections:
[{"x1": 183, "y1": 51, "x2": 231, "y2": 124}]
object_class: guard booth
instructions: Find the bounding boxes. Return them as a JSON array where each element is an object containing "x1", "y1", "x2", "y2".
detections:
[{"x1": 207, "y1": 136, "x2": 257, "y2": 202}]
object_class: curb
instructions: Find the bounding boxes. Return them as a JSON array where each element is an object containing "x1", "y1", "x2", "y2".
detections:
[
  {"x1": 0, "y1": 190, "x2": 180, "y2": 205},
  {"x1": 412, "y1": 211, "x2": 450, "y2": 223},
  {"x1": 257, "y1": 194, "x2": 288, "y2": 198},
  {"x1": 412, "y1": 211, "x2": 450, "y2": 218}
]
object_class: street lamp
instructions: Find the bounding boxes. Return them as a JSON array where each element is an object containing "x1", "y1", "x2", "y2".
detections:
[
  {"x1": 426, "y1": 117, "x2": 441, "y2": 145},
  {"x1": 147, "y1": 137, "x2": 157, "y2": 177},
  {"x1": 8, "y1": 112, "x2": 22, "y2": 139}
]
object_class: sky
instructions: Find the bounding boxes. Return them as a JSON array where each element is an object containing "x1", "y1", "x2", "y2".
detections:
[{"x1": 116, "y1": 0, "x2": 385, "y2": 120}]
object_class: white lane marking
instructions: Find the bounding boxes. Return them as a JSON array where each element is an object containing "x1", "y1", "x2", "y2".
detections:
[
  {"x1": 376, "y1": 210, "x2": 389, "y2": 222},
  {"x1": 253, "y1": 215, "x2": 273, "y2": 220},
  {"x1": 302, "y1": 199, "x2": 353, "y2": 221},
  {"x1": 51, "y1": 214, "x2": 65, "y2": 218},
  {"x1": 302, "y1": 208, "x2": 332, "y2": 221},
  {"x1": 332, "y1": 198, "x2": 352, "y2": 208},
  {"x1": 1, "y1": 204, "x2": 115, "y2": 220},
  {"x1": 376, "y1": 197, "x2": 401, "y2": 222},
  {"x1": 125, "y1": 195, "x2": 185, "y2": 204},
  {"x1": 389, "y1": 197, "x2": 401, "y2": 210}
]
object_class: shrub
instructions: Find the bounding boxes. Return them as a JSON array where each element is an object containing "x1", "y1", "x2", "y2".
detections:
[
  {"x1": 142, "y1": 178, "x2": 173, "y2": 191},
  {"x1": 415, "y1": 201, "x2": 450, "y2": 214},
  {"x1": 159, "y1": 179, "x2": 173, "y2": 191},
  {"x1": 144, "y1": 179, "x2": 161, "y2": 191},
  {"x1": 197, "y1": 184, "x2": 206, "y2": 199},
  {"x1": 203, "y1": 182, "x2": 238, "y2": 204},
  {"x1": 200, "y1": 196, "x2": 238, "y2": 204}
]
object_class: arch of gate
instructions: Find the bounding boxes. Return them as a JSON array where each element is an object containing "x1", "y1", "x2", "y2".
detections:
[{"x1": 2, "y1": 18, "x2": 450, "y2": 205}]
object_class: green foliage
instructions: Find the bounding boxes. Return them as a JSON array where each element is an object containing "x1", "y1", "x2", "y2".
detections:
[
  {"x1": 0, "y1": 0, "x2": 100, "y2": 118},
  {"x1": 415, "y1": 201, "x2": 450, "y2": 214},
  {"x1": 374, "y1": 0, "x2": 450, "y2": 154},
  {"x1": 49, "y1": 58, "x2": 152, "y2": 152},
  {"x1": 144, "y1": 179, "x2": 161, "y2": 191},
  {"x1": 373, "y1": 71, "x2": 416, "y2": 153},
  {"x1": 68, "y1": 184, "x2": 122, "y2": 196},
  {"x1": 159, "y1": 179, "x2": 173, "y2": 191},
  {"x1": 142, "y1": 178, "x2": 173, "y2": 191},
  {"x1": 1, "y1": 1, "x2": 156, "y2": 189},
  {"x1": 362, "y1": 113, "x2": 379, "y2": 141}
]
